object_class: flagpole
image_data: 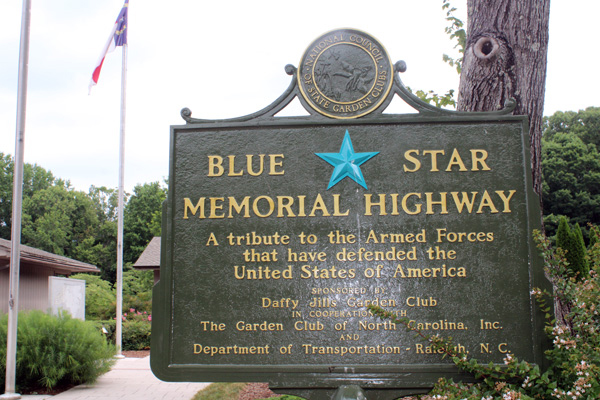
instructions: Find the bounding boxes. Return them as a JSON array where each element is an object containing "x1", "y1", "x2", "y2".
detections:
[
  {"x1": 2, "y1": 0, "x2": 32, "y2": 398},
  {"x1": 88, "y1": 0, "x2": 128, "y2": 357},
  {"x1": 115, "y1": 42, "x2": 127, "y2": 359}
]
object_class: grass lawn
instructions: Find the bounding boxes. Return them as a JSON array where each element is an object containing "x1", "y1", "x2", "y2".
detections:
[
  {"x1": 192, "y1": 382, "x2": 248, "y2": 400},
  {"x1": 192, "y1": 383, "x2": 304, "y2": 400}
]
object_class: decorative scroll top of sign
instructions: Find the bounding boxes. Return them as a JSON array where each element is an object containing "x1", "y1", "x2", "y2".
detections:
[
  {"x1": 298, "y1": 29, "x2": 394, "y2": 119},
  {"x1": 180, "y1": 28, "x2": 518, "y2": 124}
]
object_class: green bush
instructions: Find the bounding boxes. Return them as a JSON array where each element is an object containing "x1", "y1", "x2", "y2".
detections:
[
  {"x1": 93, "y1": 309, "x2": 151, "y2": 351},
  {"x1": 122, "y1": 320, "x2": 151, "y2": 350},
  {"x1": 71, "y1": 271, "x2": 154, "y2": 322},
  {"x1": 556, "y1": 217, "x2": 590, "y2": 279},
  {"x1": 589, "y1": 225, "x2": 599, "y2": 249},
  {"x1": 0, "y1": 311, "x2": 115, "y2": 393},
  {"x1": 123, "y1": 268, "x2": 153, "y2": 314},
  {"x1": 70, "y1": 273, "x2": 116, "y2": 320},
  {"x1": 369, "y1": 229, "x2": 600, "y2": 399}
]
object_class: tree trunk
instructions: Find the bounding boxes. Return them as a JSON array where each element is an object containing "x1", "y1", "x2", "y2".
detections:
[
  {"x1": 457, "y1": 0, "x2": 569, "y2": 326},
  {"x1": 458, "y1": 0, "x2": 550, "y2": 198}
]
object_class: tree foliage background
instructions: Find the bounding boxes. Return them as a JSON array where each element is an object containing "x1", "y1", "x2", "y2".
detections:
[
  {"x1": 542, "y1": 107, "x2": 600, "y2": 241},
  {"x1": 0, "y1": 151, "x2": 165, "y2": 287}
]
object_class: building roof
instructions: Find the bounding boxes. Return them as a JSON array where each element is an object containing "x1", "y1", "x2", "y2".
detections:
[
  {"x1": 0, "y1": 238, "x2": 100, "y2": 275},
  {"x1": 133, "y1": 236, "x2": 161, "y2": 270}
]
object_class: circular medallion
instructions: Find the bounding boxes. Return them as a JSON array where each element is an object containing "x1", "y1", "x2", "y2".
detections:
[{"x1": 298, "y1": 29, "x2": 393, "y2": 119}]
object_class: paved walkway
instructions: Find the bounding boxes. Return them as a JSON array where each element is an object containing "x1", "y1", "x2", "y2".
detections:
[{"x1": 21, "y1": 356, "x2": 210, "y2": 400}]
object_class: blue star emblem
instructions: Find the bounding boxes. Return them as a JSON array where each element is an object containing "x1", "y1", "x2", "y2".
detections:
[{"x1": 316, "y1": 130, "x2": 379, "y2": 190}]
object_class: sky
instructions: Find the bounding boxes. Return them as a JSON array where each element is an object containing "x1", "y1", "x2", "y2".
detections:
[{"x1": 0, "y1": 0, "x2": 598, "y2": 193}]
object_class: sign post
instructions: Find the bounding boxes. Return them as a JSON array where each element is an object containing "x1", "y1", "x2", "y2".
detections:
[{"x1": 151, "y1": 29, "x2": 550, "y2": 400}]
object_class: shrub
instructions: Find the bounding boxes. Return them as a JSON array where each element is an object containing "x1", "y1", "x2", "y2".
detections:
[
  {"x1": 556, "y1": 217, "x2": 590, "y2": 279},
  {"x1": 0, "y1": 311, "x2": 115, "y2": 393},
  {"x1": 589, "y1": 225, "x2": 599, "y2": 249},
  {"x1": 123, "y1": 268, "x2": 153, "y2": 314},
  {"x1": 122, "y1": 320, "x2": 151, "y2": 350},
  {"x1": 70, "y1": 271, "x2": 154, "y2": 322},
  {"x1": 369, "y1": 228, "x2": 600, "y2": 399},
  {"x1": 70, "y1": 273, "x2": 116, "y2": 320},
  {"x1": 93, "y1": 308, "x2": 151, "y2": 351}
]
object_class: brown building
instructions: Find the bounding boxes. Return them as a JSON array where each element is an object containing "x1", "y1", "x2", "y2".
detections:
[
  {"x1": 133, "y1": 236, "x2": 161, "y2": 284},
  {"x1": 0, "y1": 238, "x2": 99, "y2": 313}
]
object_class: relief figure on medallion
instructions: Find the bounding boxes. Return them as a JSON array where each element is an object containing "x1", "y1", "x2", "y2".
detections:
[{"x1": 314, "y1": 45, "x2": 375, "y2": 102}]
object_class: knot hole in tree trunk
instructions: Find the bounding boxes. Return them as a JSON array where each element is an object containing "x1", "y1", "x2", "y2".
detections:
[{"x1": 474, "y1": 36, "x2": 500, "y2": 60}]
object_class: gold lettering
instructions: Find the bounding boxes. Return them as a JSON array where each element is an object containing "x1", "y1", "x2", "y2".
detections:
[
  {"x1": 205, "y1": 232, "x2": 219, "y2": 246},
  {"x1": 183, "y1": 197, "x2": 205, "y2": 219},
  {"x1": 277, "y1": 196, "x2": 296, "y2": 217},
  {"x1": 445, "y1": 148, "x2": 468, "y2": 171},
  {"x1": 209, "y1": 197, "x2": 225, "y2": 218},
  {"x1": 207, "y1": 156, "x2": 224, "y2": 177},
  {"x1": 364, "y1": 194, "x2": 386, "y2": 216},
  {"x1": 193, "y1": 344, "x2": 271, "y2": 356},
  {"x1": 309, "y1": 194, "x2": 330, "y2": 216},
  {"x1": 402, "y1": 193, "x2": 422, "y2": 215},
  {"x1": 252, "y1": 196, "x2": 275, "y2": 218},
  {"x1": 403, "y1": 150, "x2": 420, "y2": 172},
  {"x1": 332, "y1": 194, "x2": 350, "y2": 216},
  {"x1": 269, "y1": 154, "x2": 285, "y2": 175},
  {"x1": 228, "y1": 155, "x2": 243, "y2": 176},
  {"x1": 393, "y1": 264, "x2": 467, "y2": 278},
  {"x1": 228, "y1": 196, "x2": 250, "y2": 218},
  {"x1": 476, "y1": 190, "x2": 499, "y2": 213},
  {"x1": 423, "y1": 150, "x2": 445, "y2": 171},
  {"x1": 470, "y1": 149, "x2": 491, "y2": 171},
  {"x1": 425, "y1": 192, "x2": 448, "y2": 214},
  {"x1": 451, "y1": 192, "x2": 478, "y2": 213},
  {"x1": 495, "y1": 190, "x2": 517, "y2": 213},
  {"x1": 246, "y1": 154, "x2": 265, "y2": 176}
]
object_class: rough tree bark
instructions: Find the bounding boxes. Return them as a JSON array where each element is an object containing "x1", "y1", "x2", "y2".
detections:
[
  {"x1": 456, "y1": 0, "x2": 573, "y2": 328},
  {"x1": 458, "y1": 0, "x2": 550, "y2": 198}
]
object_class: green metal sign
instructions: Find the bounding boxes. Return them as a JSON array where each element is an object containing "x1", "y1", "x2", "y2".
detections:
[{"x1": 151, "y1": 29, "x2": 550, "y2": 400}]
